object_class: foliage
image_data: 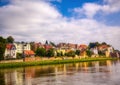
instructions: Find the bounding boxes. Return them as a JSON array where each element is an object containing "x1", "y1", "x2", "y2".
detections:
[
  {"x1": 16, "y1": 53, "x2": 22, "y2": 59},
  {"x1": 0, "y1": 57, "x2": 117, "y2": 69},
  {"x1": 57, "y1": 51, "x2": 64, "y2": 57},
  {"x1": 98, "y1": 51, "x2": 105, "y2": 56},
  {"x1": 6, "y1": 36, "x2": 14, "y2": 43},
  {"x1": 0, "y1": 36, "x2": 6, "y2": 60},
  {"x1": 86, "y1": 49, "x2": 93, "y2": 57},
  {"x1": 88, "y1": 42, "x2": 100, "y2": 49},
  {"x1": 35, "y1": 48, "x2": 46, "y2": 57},
  {"x1": 46, "y1": 48, "x2": 55, "y2": 57},
  {"x1": 66, "y1": 50, "x2": 75, "y2": 57},
  {"x1": 75, "y1": 50, "x2": 80, "y2": 55}
]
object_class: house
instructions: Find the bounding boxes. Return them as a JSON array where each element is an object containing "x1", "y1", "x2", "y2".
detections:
[
  {"x1": 78, "y1": 44, "x2": 88, "y2": 58},
  {"x1": 98, "y1": 45, "x2": 113, "y2": 57},
  {"x1": 4, "y1": 44, "x2": 17, "y2": 59},
  {"x1": 31, "y1": 42, "x2": 44, "y2": 52},
  {"x1": 90, "y1": 47, "x2": 98, "y2": 55},
  {"x1": 78, "y1": 44, "x2": 87, "y2": 51},
  {"x1": 24, "y1": 50, "x2": 35, "y2": 57},
  {"x1": 13, "y1": 42, "x2": 31, "y2": 54},
  {"x1": 57, "y1": 43, "x2": 78, "y2": 50}
]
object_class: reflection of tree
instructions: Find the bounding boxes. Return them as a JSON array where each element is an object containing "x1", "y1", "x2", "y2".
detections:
[
  {"x1": 34, "y1": 66, "x2": 55, "y2": 77},
  {"x1": 0, "y1": 72, "x2": 5, "y2": 85}
]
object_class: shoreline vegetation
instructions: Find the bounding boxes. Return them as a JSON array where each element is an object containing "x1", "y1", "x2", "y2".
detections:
[{"x1": 0, "y1": 57, "x2": 118, "y2": 69}]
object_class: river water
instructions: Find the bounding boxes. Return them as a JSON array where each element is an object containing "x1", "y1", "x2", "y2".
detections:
[{"x1": 0, "y1": 60, "x2": 120, "y2": 85}]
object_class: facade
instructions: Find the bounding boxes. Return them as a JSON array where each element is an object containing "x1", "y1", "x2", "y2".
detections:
[
  {"x1": 4, "y1": 42, "x2": 31, "y2": 59},
  {"x1": 57, "y1": 43, "x2": 78, "y2": 50},
  {"x1": 4, "y1": 44, "x2": 17, "y2": 59},
  {"x1": 14, "y1": 42, "x2": 31, "y2": 54},
  {"x1": 90, "y1": 47, "x2": 98, "y2": 55}
]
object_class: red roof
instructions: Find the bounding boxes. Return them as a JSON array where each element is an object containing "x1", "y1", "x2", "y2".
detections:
[
  {"x1": 6, "y1": 44, "x2": 14, "y2": 50},
  {"x1": 98, "y1": 45, "x2": 109, "y2": 50},
  {"x1": 44, "y1": 45, "x2": 52, "y2": 50},
  {"x1": 79, "y1": 44, "x2": 87, "y2": 49},
  {"x1": 24, "y1": 50, "x2": 35, "y2": 55}
]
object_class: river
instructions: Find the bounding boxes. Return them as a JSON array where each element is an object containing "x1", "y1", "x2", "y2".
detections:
[{"x1": 0, "y1": 60, "x2": 120, "y2": 85}]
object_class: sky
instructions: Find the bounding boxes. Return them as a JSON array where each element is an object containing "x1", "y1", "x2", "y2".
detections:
[{"x1": 0, "y1": 0, "x2": 120, "y2": 50}]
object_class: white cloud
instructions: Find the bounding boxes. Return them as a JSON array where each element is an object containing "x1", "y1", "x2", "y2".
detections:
[
  {"x1": 74, "y1": 3, "x2": 101, "y2": 18},
  {"x1": 0, "y1": 0, "x2": 120, "y2": 50},
  {"x1": 73, "y1": 0, "x2": 120, "y2": 18}
]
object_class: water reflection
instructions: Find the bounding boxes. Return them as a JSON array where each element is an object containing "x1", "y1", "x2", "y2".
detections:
[{"x1": 0, "y1": 60, "x2": 120, "y2": 85}]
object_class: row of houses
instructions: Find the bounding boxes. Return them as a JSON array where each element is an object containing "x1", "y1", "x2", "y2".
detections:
[
  {"x1": 4, "y1": 42, "x2": 34, "y2": 59},
  {"x1": 4, "y1": 42, "x2": 120, "y2": 59}
]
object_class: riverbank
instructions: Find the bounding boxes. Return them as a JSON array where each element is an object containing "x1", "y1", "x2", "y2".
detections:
[{"x1": 0, "y1": 57, "x2": 118, "y2": 69}]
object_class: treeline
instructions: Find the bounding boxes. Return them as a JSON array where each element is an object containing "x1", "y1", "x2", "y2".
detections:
[
  {"x1": 0, "y1": 36, "x2": 14, "y2": 60},
  {"x1": 35, "y1": 47, "x2": 81, "y2": 57}
]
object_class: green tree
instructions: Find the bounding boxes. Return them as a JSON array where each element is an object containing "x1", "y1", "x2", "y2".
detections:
[
  {"x1": 88, "y1": 42, "x2": 100, "y2": 49},
  {"x1": 35, "y1": 48, "x2": 46, "y2": 57},
  {"x1": 86, "y1": 49, "x2": 93, "y2": 57},
  {"x1": 66, "y1": 50, "x2": 75, "y2": 57},
  {"x1": 46, "y1": 48, "x2": 55, "y2": 57},
  {"x1": 0, "y1": 36, "x2": 6, "y2": 60},
  {"x1": 7, "y1": 36, "x2": 14, "y2": 43},
  {"x1": 75, "y1": 50, "x2": 80, "y2": 55}
]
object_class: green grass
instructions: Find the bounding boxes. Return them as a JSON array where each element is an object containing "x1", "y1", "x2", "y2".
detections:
[{"x1": 0, "y1": 57, "x2": 118, "y2": 69}]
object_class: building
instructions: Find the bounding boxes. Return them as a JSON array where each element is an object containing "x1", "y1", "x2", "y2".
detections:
[
  {"x1": 4, "y1": 44, "x2": 17, "y2": 59},
  {"x1": 14, "y1": 42, "x2": 31, "y2": 54}
]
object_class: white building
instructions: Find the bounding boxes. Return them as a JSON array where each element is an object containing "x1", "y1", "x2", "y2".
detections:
[
  {"x1": 14, "y1": 42, "x2": 31, "y2": 54},
  {"x1": 4, "y1": 42, "x2": 31, "y2": 59},
  {"x1": 4, "y1": 44, "x2": 17, "y2": 59},
  {"x1": 90, "y1": 47, "x2": 98, "y2": 55}
]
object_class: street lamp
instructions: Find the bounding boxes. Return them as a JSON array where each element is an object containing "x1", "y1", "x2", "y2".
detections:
[{"x1": 22, "y1": 42, "x2": 26, "y2": 62}]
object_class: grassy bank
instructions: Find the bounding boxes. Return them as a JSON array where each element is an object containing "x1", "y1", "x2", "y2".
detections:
[{"x1": 0, "y1": 57, "x2": 118, "y2": 69}]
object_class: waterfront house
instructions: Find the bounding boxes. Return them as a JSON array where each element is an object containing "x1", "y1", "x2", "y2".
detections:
[
  {"x1": 98, "y1": 45, "x2": 113, "y2": 57},
  {"x1": 4, "y1": 44, "x2": 17, "y2": 59},
  {"x1": 24, "y1": 50, "x2": 35, "y2": 57},
  {"x1": 13, "y1": 42, "x2": 31, "y2": 54},
  {"x1": 78, "y1": 44, "x2": 88, "y2": 58}
]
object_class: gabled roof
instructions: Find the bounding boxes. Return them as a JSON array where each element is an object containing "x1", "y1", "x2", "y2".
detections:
[
  {"x1": 24, "y1": 50, "x2": 35, "y2": 55},
  {"x1": 79, "y1": 44, "x2": 87, "y2": 49},
  {"x1": 6, "y1": 44, "x2": 16, "y2": 50}
]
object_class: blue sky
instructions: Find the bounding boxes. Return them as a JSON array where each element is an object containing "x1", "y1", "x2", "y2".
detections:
[{"x1": 0, "y1": 0, "x2": 120, "y2": 50}]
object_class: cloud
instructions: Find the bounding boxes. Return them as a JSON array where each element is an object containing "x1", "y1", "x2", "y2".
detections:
[
  {"x1": 0, "y1": 0, "x2": 120, "y2": 50},
  {"x1": 73, "y1": 0, "x2": 120, "y2": 18},
  {"x1": 74, "y1": 3, "x2": 101, "y2": 18}
]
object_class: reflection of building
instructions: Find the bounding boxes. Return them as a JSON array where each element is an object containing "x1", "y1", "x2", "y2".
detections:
[{"x1": 4, "y1": 70, "x2": 23, "y2": 85}]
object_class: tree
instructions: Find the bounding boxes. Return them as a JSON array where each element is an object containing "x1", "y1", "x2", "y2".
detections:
[
  {"x1": 0, "y1": 36, "x2": 6, "y2": 60},
  {"x1": 66, "y1": 50, "x2": 75, "y2": 57},
  {"x1": 75, "y1": 50, "x2": 80, "y2": 55},
  {"x1": 7, "y1": 36, "x2": 14, "y2": 43},
  {"x1": 86, "y1": 49, "x2": 93, "y2": 57},
  {"x1": 88, "y1": 42, "x2": 100, "y2": 49},
  {"x1": 102, "y1": 42, "x2": 107, "y2": 45},
  {"x1": 46, "y1": 48, "x2": 55, "y2": 57},
  {"x1": 35, "y1": 48, "x2": 46, "y2": 57}
]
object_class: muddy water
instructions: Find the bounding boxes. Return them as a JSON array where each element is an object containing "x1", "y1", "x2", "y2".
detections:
[{"x1": 0, "y1": 60, "x2": 120, "y2": 85}]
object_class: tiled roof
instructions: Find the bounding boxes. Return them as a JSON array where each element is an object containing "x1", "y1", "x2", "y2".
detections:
[
  {"x1": 24, "y1": 50, "x2": 35, "y2": 55},
  {"x1": 6, "y1": 44, "x2": 15, "y2": 50},
  {"x1": 79, "y1": 44, "x2": 87, "y2": 49}
]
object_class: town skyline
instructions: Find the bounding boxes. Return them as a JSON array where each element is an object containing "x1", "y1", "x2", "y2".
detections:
[{"x1": 0, "y1": 0, "x2": 120, "y2": 50}]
